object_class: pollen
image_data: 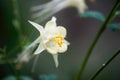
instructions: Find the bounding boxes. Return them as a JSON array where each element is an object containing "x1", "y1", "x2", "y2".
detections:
[{"x1": 53, "y1": 35, "x2": 64, "y2": 47}]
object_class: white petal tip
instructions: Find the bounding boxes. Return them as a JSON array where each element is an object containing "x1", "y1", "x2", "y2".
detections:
[
  {"x1": 51, "y1": 16, "x2": 56, "y2": 22},
  {"x1": 28, "y1": 20, "x2": 36, "y2": 26},
  {"x1": 28, "y1": 20, "x2": 33, "y2": 24},
  {"x1": 34, "y1": 52, "x2": 39, "y2": 55},
  {"x1": 28, "y1": 20, "x2": 43, "y2": 32},
  {"x1": 55, "y1": 64, "x2": 59, "y2": 68}
]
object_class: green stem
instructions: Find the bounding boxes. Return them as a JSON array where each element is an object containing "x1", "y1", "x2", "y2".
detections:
[
  {"x1": 75, "y1": 0, "x2": 120, "y2": 80},
  {"x1": 90, "y1": 49, "x2": 120, "y2": 80}
]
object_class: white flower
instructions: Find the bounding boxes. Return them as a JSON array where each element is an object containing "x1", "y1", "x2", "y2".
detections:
[
  {"x1": 28, "y1": 17, "x2": 70, "y2": 67},
  {"x1": 32, "y1": 0, "x2": 88, "y2": 22}
]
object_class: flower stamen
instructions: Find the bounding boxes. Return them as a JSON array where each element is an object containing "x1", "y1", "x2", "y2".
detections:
[{"x1": 53, "y1": 35, "x2": 64, "y2": 47}]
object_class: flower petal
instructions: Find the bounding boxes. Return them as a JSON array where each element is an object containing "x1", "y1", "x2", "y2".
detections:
[
  {"x1": 57, "y1": 26, "x2": 67, "y2": 37},
  {"x1": 52, "y1": 54, "x2": 59, "y2": 67},
  {"x1": 51, "y1": 16, "x2": 56, "y2": 22},
  {"x1": 43, "y1": 27, "x2": 57, "y2": 40},
  {"x1": 34, "y1": 43, "x2": 45, "y2": 55},
  {"x1": 46, "y1": 41, "x2": 58, "y2": 54},
  {"x1": 15, "y1": 37, "x2": 41, "y2": 63},
  {"x1": 28, "y1": 20, "x2": 43, "y2": 33},
  {"x1": 58, "y1": 42, "x2": 68, "y2": 53},
  {"x1": 16, "y1": 50, "x2": 32, "y2": 63},
  {"x1": 46, "y1": 48, "x2": 58, "y2": 54},
  {"x1": 45, "y1": 17, "x2": 57, "y2": 29},
  {"x1": 64, "y1": 40, "x2": 70, "y2": 45},
  {"x1": 28, "y1": 37, "x2": 41, "y2": 49}
]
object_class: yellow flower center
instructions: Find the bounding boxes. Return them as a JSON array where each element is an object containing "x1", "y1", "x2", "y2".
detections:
[{"x1": 53, "y1": 35, "x2": 64, "y2": 47}]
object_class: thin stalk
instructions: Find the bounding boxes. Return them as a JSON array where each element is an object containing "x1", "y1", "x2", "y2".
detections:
[
  {"x1": 90, "y1": 49, "x2": 120, "y2": 80},
  {"x1": 31, "y1": 55, "x2": 40, "y2": 72},
  {"x1": 75, "y1": 0, "x2": 120, "y2": 80}
]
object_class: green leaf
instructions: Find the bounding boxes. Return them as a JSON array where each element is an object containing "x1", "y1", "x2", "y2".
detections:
[
  {"x1": 80, "y1": 11, "x2": 105, "y2": 21},
  {"x1": 107, "y1": 23, "x2": 120, "y2": 31},
  {"x1": 115, "y1": 11, "x2": 120, "y2": 17}
]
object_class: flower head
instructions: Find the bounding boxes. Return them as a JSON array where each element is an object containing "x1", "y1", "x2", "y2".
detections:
[
  {"x1": 32, "y1": 0, "x2": 88, "y2": 22},
  {"x1": 28, "y1": 17, "x2": 70, "y2": 67}
]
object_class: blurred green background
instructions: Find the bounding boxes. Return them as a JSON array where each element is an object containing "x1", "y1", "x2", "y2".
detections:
[{"x1": 0, "y1": 0, "x2": 120, "y2": 80}]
